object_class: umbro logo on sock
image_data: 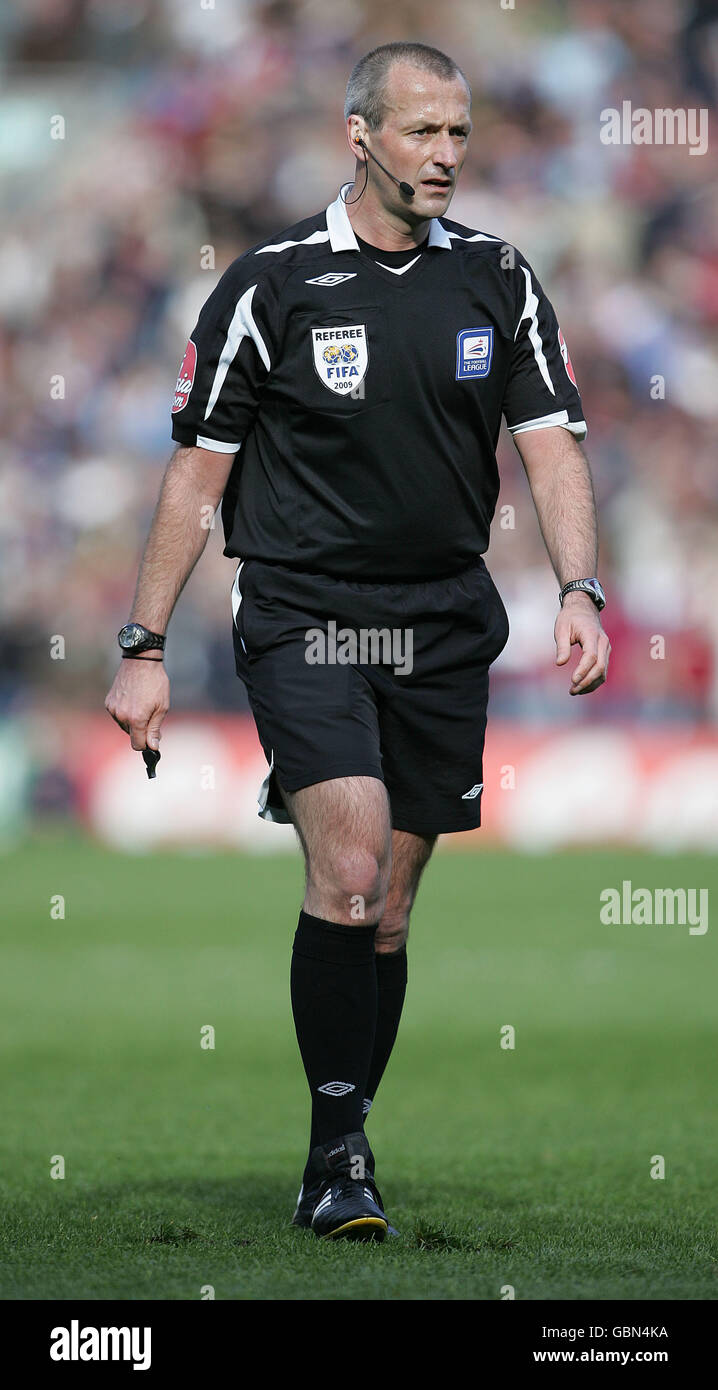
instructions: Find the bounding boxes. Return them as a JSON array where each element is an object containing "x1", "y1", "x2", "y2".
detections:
[
  {"x1": 317, "y1": 1081, "x2": 355, "y2": 1096},
  {"x1": 461, "y1": 783, "x2": 484, "y2": 799}
]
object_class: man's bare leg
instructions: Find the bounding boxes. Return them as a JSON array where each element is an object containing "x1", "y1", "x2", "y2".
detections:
[
  {"x1": 280, "y1": 775, "x2": 435, "y2": 1131},
  {"x1": 363, "y1": 829, "x2": 436, "y2": 1121},
  {"x1": 376, "y1": 828, "x2": 436, "y2": 953},
  {"x1": 278, "y1": 774, "x2": 437, "y2": 1235},
  {"x1": 279, "y1": 775, "x2": 392, "y2": 1163},
  {"x1": 279, "y1": 774, "x2": 392, "y2": 924}
]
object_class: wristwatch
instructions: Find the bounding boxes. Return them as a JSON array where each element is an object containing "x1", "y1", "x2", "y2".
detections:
[
  {"x1": 559, "y1": 578, "x2": 606, "y2": 612},
  {"x1": 118, "y1": 622, "x2": 166, "y2": 655}
]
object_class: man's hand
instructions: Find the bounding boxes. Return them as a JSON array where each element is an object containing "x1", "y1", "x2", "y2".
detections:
[
  {"x1": 102, "y1": 444, "x2": 233, "y2": 752},
  {"x1": 514, "y1": 427, "x2": 609, "y2": 694},
  {"x1": 555, "y1": 595, "x2": 611, "y2": 695},
  {"x1": 105, "y1": 658, "x2": 170, "y2": 750}
]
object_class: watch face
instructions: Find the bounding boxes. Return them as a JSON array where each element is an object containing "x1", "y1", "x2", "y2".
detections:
[
  {"x1": 119, "y1": 624, "x2": 143, "y2": 649},
  {"x1": 561, "y1": 580, "x2": 606, "y2": 611},
  {"x1": 583, "y1": 579, "x2": 605, "y2": 609}
]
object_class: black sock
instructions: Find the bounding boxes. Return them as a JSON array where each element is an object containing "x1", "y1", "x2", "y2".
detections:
[
  {"x1": 291, "y1": 910, "x2": 378, "y2": 1171},
  {"x1": 363, "y1": 945, "x2": 408, "y2": 1119}
]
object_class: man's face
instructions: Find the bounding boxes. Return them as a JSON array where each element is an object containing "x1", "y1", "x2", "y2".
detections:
[{"x1": 357, "y1": 62, "x2": 472, "y2": 220}]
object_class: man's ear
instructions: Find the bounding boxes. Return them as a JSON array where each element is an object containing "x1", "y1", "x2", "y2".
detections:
[{"x1": 346, "y1": 118, "x2": 365, "y2": 154}]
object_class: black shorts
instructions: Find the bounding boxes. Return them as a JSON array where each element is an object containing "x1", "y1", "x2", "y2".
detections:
[{"x1": 231, "y1": 557, "x2": 509, "y2": 836}]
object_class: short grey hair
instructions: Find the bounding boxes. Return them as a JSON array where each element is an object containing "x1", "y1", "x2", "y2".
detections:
[{"x1": 344, "y1": 42, "x2": 470, "y2": 131}]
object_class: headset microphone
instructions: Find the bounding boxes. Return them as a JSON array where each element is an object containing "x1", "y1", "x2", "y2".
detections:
[{"x1": 355, "y1": 137, "x2": 415, "y2": 198}]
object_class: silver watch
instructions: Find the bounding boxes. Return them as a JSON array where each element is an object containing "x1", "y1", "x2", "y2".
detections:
[
  {"x1": 118, "y1": 622, "x2": 166, "y2": 654},
  {"x1": 559, "y1": 578, "x2": 606, "y2": 612}
]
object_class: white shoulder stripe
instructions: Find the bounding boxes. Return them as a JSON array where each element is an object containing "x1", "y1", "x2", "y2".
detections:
[
  {"x1": 204, "y1": 284, "x2": 270, "y2": 422},
  {"x1": 230, "y1": 560, "x2": 244, "y2": 628},
  {"x1": 255, "y1": 229, "x2": 330, "y2": 255},
  {"x1": 516, "y1": 264, "x2": 555, "y2": 396},
  {"x1": 447, "y1": 230, "x2": 504, "y2": 244}
]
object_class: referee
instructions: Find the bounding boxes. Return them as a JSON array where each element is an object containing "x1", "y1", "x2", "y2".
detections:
[{"x1": 106, "y1": 42, "x2": 610, "y2": 1241}]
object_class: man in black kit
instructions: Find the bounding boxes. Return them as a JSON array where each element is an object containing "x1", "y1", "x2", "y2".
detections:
[{"x1": 106, "y1": 42, "x2": 610, "y2": 1241}]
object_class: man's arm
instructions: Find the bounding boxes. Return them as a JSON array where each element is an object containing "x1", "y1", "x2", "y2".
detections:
[
  {"x1": 512, "y1": 425, "x2": 610, "y2": 696},
  {"x1": 104, "y1": 444, "x2": 236, "y2": 749}
]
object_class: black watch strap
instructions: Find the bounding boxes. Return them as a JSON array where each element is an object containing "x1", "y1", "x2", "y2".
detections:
[
  {"x1": 118, "y1": 622, "x2": 166, "y2": 654},
  {"x1": 559, "y1": 578, "x2": 605, "y2": 612}
]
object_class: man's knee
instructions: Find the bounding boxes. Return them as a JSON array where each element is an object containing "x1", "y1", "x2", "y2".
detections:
[
  {"x1": 373, "y1": 831, "x2": 436, "y2": 953},
  {"x1": 308, "y1": 847, "x2": 390, "y2": 923}
]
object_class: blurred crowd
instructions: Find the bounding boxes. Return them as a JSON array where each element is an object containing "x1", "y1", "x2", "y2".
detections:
[{"x1": 2, "y1": 0, "x2": 718, "y2": 733}]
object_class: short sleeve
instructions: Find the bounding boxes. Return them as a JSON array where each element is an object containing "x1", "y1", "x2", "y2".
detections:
[
  {"x1": 170, "y1": 261, "x2": 276, "y2": 454},
  {"x1": 502, "y1": 256, "x2": 587, "y2": 440}
]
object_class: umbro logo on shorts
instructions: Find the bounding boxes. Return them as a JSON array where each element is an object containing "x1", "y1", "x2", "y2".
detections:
[
  {"x1": 317, "y1": 1081, "x2": 356, "y2": 1096},
  {"x1": 305, "y1": 272, "x2": 358, "y2": 286},
  {"x1": 461, "y1": 783, "x2": 484, "y2": 799}
]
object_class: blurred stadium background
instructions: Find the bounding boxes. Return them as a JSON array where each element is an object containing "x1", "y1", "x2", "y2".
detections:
[{"x1": 1, "y1": 0, "x2": 717, "y2": 848}]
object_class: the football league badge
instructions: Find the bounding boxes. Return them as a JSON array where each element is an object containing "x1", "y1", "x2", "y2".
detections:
[{"x1": 456, "y1": 326, "x2": 494, "y2": 380}]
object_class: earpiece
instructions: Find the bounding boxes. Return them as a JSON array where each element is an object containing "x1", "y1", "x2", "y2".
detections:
[{"x1": 351, "y1": 136, "x2": 415, "y2": 199}]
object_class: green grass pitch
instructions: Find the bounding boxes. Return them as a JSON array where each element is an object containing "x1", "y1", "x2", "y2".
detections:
[{"x1": 1, "y1": 834, "x2": 716, "y2": 1301}]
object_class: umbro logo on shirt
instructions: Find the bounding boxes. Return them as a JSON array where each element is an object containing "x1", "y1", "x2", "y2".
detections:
[{"x1": 305, "y1": 272, "x2": 357, "y2": 286}]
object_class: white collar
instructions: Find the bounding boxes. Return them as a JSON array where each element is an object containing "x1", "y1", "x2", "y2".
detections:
[{"x1": 325, "y1": 184, "x2": 453, "y2": 253}]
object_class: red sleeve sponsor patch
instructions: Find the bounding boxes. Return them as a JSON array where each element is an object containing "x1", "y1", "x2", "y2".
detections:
[
  {"x1": 557, "y1": 326, "x2": 577, "y2": 387},
  {"x1": 172, "y1": 338, "x2": 197, "y2": 414}
]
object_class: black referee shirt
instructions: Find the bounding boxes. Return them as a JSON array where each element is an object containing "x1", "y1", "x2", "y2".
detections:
[{"x1": 171, "y1": 184, "x2": 587, "y2": 581}]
